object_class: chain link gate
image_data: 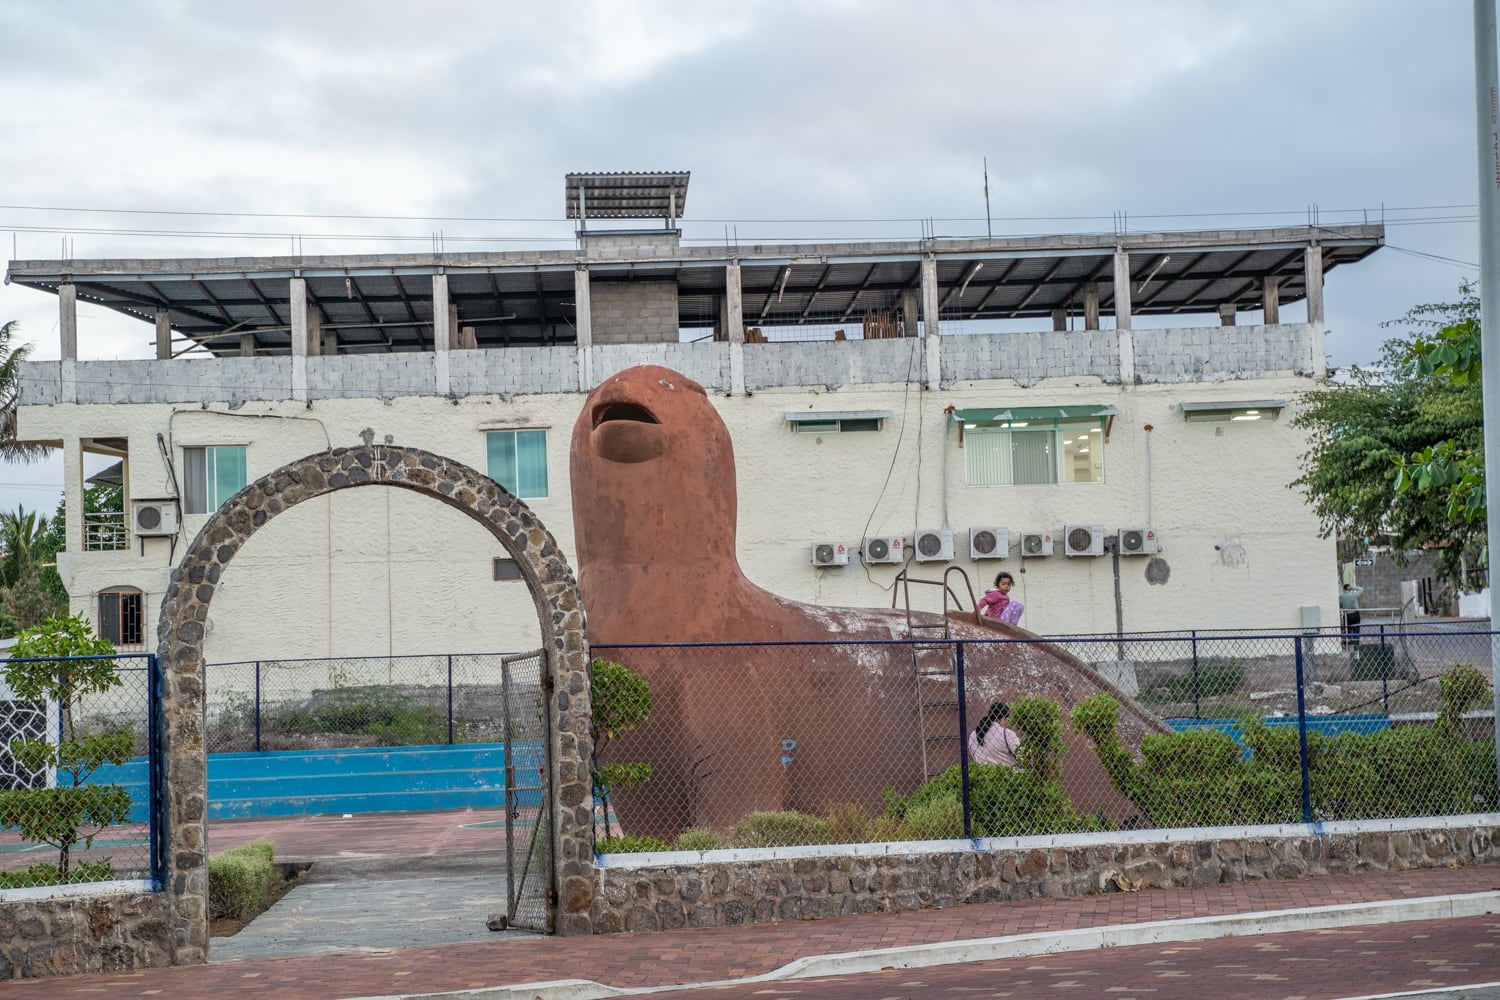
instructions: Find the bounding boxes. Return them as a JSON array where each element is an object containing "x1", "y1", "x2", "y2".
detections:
[{"x1": 498, "y1": 649, "x2": 552, "y2": 931}]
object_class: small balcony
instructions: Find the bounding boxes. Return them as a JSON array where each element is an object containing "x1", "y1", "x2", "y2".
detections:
[{"x1": 83, "y1": 510, "x2": 128, "y2": 551}]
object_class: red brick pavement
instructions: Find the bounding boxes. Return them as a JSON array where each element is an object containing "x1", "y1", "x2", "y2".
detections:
[{"x1": 6, "y1": 865, "x2": 1499, "y2": 999}]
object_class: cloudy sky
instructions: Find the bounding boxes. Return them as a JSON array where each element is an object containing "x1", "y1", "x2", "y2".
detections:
[{"x1": 0, "y1": 0, "x2": 1486, "y2": 517}]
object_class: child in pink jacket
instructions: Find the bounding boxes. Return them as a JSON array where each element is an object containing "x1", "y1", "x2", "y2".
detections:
[{"x1": 978, "y1": 571, "x2": 1024, "y2": 624}]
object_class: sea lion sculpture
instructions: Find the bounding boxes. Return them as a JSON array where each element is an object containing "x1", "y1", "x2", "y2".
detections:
[{"x1": 572, "y1": 365, "x2": 1162, "y2": 838}]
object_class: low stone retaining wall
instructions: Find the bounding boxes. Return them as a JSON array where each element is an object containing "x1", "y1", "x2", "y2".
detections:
[
  {"x1": 0, "y1": 884, "x2": 173, "y2": 978},
  {"x1": 589, "y1": 816, "x2": 1500, "y2": 933}
]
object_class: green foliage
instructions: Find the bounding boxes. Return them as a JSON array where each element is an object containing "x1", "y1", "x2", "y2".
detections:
[
  {"x1": 0, "y1": 615, "x2": 130, "y2": 883},
  {"x1": 286, "y1": 686, "x2": 446, "y2": 746},
  {"x1": 0, "y1": 321, "x2": 50, "y2": 463},
  {"x1": 589, "y1": 657, "x2": 654, "y2": 838},
  {"x1": 728, "y1": 810, "x2": 830, "y2": 848},
  {"x1": 1436, "y1": 663, "x2": 1490, "y2": 732},
  {"x1": 208, "y1": 841, "x2": 276, "y2": 920},
  {"x1": 674, "y1": 827, "x2": 727, "y2": 851},
  {"x1": 821, "y1": 801, "x2": 898, "y2": 844},
  {"x1": 1292, "y1": 285, "x2": 1485, "y2": 584},
  {"x1": 595, "y1": 833, "x2": 671, "y2": 854},
  {"x1": 0, "y1": 860, "x2": 115, "y2": 889},
  {"x1": 1139, "y1": 659, "x2": 1245, "y2": 705},
  {"x1": 896, "y1": 793, "x2": 964, "y2": 840}
]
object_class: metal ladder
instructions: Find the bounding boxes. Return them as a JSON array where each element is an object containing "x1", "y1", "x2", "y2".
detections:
[{"x1": 892, "y1": 565, "x2": 980, "y2": 781}]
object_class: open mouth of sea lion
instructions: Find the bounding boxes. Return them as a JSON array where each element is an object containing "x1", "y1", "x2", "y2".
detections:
[{"x1": 591, "y1": 399, "x2": 665, "y2": 463}]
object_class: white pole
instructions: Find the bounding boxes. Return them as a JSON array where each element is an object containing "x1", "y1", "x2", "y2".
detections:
[{"x1": 1471, "y1": 0, "x2": 1500, "y2": 786}]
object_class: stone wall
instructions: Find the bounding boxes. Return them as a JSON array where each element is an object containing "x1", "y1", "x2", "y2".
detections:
[
  {"x1": 0, "y1": 888, "x2": 171, "y2": 978},
  {"x1": 590, "y1": 818, "x2": 1500, "y2": 932}
]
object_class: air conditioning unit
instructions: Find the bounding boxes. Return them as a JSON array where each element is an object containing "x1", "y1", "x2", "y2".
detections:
[
  {"x1": 969, "y1": 526, "x2": 1009, "y2": 560},
  {"x1": 1118, "y1": 527, "x2": 1159, "y2": 556},
  {"x1": 863, "y1": 536, "x2": 905, "y2": 565},
  {"x1": 811, "y1": 541, "x2": 850, "y2": 567},
  {"x1": 1019, "y1": 531, "x2": 1054, "y2": 558},
  {"x1": 913, "y1": 528, "x2": 953, "y2": 563},
  {"x1": 131, "y1": 499, "x2": 180, "y2": 537},
  {"x1": 1063, "y1": 523, "x2": 1106, "y2": 557}
]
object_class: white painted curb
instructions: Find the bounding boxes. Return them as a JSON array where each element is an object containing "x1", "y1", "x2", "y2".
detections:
[{"x1": 346, "y1": 891, "x2": 1500, "y2": 1000}]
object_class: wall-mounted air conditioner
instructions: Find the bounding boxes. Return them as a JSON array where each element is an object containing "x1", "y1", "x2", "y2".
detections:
[
  {"x1": 131, "y1": 499, "x2": 180, "y2": 537},
  {"x1": 1019, "y1": 531, "x2": 1054, "y2": 558},
  {"x1": 1118, "y1": 528, "x2": 1159, "y2": 556},
  {"x1": 969, "y1": 526, "x2": 1009, "y2": 560},
  {"x1": 1063, "y1": 524, "x2": 1106, "y2": 557},
  {"x1": 811, "y1": 542, "x2": 850, "y2": 567},
  {"x1": 863, "y1": 536, "x2": 905, "y2": 565},
  {"x1": 913, "y1": 528, "x2": 953, "y2": 563}
]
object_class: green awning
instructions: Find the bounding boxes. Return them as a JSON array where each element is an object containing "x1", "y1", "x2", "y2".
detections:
[{"x1": 950, "y1": 405, "x2": 1117, "y2": 426}]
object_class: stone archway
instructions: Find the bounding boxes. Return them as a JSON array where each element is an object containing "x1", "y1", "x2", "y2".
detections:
[{"x1": 155, "y1": 445, "x2": 596, "y2": 963}]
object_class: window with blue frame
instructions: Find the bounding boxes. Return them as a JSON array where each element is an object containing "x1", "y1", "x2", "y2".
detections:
[{"x1": 486, "y1": 429, "x2": 549, "y2": 499}]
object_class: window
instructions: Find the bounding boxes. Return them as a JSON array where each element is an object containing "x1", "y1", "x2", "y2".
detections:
[
  {"x1": 1180, "y1": 399, "x2": 1287, "y2": 423},
  {"x1": 183, "y1": 446, "x2": 247, "y2": 514},
  {"x1": 964, "y1": 420, "x2": 1105, "y2": 486},
  {"x1": 486, "y1": 430, "x2": 549, "y2": 499},
  {"x1": 98, "y1": 588, "x2": 143, "y2": 646},
  {"x1": 784, "y1": 410, "x2": 889, "y2": 434}
]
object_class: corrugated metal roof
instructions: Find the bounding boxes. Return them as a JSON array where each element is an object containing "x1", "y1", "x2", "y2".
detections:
[{"x1": 565, "y1": 171, "x2": 690, "y2": 220}]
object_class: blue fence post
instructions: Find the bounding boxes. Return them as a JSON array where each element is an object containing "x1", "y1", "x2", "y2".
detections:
[
  {"x1": 1190, "y1": 630, "x2": 1201, "y2": 720},
  {"x1": 1379, "y1": 624, "x2": 1390, "y2": 713},
  {"x1": 1293, "y1": 635, "x2": 1313, "y2": 824},
  {"x1": 147, "y1": 653, "x2": 166, "y2": 891},
  {"x1": 254, "y1": 661, "x2": 262, "y2": 753},
  {"x1": 447, "y1": 655, "x2": 455, "y2": 745},
  {"x1": 955, "y1": 641, "x2": 971, "y2": 840}
]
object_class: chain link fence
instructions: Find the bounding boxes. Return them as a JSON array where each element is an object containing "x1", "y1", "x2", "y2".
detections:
[
  {"x1": 203, "y1": 653, "x2": 534, "y2": 753},
  {"x1": 0, "y1": 654, "x2": 160, "y2": 890},
  {"x1": 589, "y1": 632, "x2": 1499, "y2": 852}
]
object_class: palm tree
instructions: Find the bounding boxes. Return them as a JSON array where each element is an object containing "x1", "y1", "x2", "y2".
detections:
[
  {"x1": 0, "y1": 320, "x2": 51, "y2": 462},
  {"x1": 0, "y1": 505, "x2": 49, "y2": 588}
]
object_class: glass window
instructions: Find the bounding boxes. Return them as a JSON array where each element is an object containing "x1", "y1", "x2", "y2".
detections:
[
  {"x1": 964, "y1": 420, "x2": 1103, "y2": 486},
  {"x1": 182, "y1": 446, "x2": 247, "y2": 514},
  {"x1": 98, "y1": 588, "x2": 143, "y2": 646},
  {"x1": 487, "y1": 430, "x2": 549, "y2": 499}
]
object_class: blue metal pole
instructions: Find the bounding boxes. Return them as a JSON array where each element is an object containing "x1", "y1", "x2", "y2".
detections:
[
  {"x1": 1190, "y1": 630, "x2": 1201, "y2": 720},
  {"x1": 146, "y1": 654, "x2": 166, "y2": 890},
  {"x1": 1379, "y1": 624, "x2": 1390, "y2": 713},
  {"x1": 955, "y1": 641, "x2": 971, "y2": 840},
  {"x1": 1293, "y1": 636, "x2": 1313, "y2": 824}
]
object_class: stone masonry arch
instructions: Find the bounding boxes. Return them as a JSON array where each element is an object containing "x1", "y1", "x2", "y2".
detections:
[{"x1": 155, "y1": 444, "x2": 596, "y2": 964}]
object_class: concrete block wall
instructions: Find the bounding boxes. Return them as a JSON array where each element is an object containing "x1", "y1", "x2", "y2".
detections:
[
  {"x1": 594, "y1": 343, "x2": 730, "y2": 392},
  {"x1": 582, "y1": 232, "x2": 682, "y2": 259},
  {"x1": 590, "y1": 282, "x2": 680, "y2": 344},
  {"x1": 1133, "y1": 324, "x2": 1313, "y2": 383},
  {"x1": 64, "y1": 359, "x2": 291, "y2": 406},
  {"x1": 308, "y1": 355, "x2": 433, "y2": 400},
  {"x1": 744, "y1": 338, "x2": 923, "y2": 391},
  {"x1": 449, "y1": 348, "x2": 578, "y2": 397},
  {"x1": 941, "y1": 331, "x2": 1119, "y2": 387}
]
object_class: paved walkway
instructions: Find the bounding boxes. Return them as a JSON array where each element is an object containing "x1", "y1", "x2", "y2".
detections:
[{"x1": 8, "y1": 864, "x2": 1500, "y2": 999}]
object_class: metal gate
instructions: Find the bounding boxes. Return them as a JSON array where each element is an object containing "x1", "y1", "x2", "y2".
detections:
[{"x1": 498, "y1": 649, "x2": 552, "y2": 931}]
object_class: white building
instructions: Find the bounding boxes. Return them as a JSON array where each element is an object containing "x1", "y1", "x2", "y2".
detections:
[{"x1": 4, "y1": 173, "x2": 1383, "y2": 661}]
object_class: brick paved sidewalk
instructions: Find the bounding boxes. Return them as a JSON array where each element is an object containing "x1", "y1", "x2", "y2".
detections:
[{"x1": 7, "y1": 865, "x2": 1499, "y2": 1000}]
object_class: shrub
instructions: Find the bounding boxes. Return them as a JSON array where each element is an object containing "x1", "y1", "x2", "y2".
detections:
[
  {"x1": 595, "y1": 833, "x2": 671, "y2": 854},
  {"x1": 590, "y1": 658, "x2": 654, "y2": 838},
  {"x1": 208, "y1": 841, "x2": 276, "y2": 921},
  {"x1": 822, "y1": 802, "x2": 898, "y2": 844},
  {"x1": 0, "y1": 860, "x2": 115, "y2": 889},
  {"x1": 674, "y1": 827, "x2": 726, "y2": 851},
  {"x1": 727, "y1": 810, "x2": 829, "y2": 848},
  {"x1": 1139, "y1": 658, "x2": 1245, "y2": 705},
  {"x1": 896, "y1": 793, "x2": 964, "y2": 840}
]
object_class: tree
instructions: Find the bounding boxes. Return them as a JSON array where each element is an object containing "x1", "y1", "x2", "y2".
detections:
[
  {"x1": 0, "y1": 505, "x2": 50, "y2": 588},
  {"x1": 589, "y1": 657, "x2": 653, "y2": 838},
  {"x1": 0, "y1": 321, "x2": 51, "y2": 462},
  {"x1": 0, "y1": 502, "x2": 68, "y2": 635},
  {"x1": 0, "y1": 615, "x2": 132, "y2": 886},
  {"x1": 1291, "y1": 287, "x2": 1485, "y2": 585}
]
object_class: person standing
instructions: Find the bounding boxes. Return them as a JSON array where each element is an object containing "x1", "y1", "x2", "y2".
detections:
[{"x1": 1340, "y1": 582, "x2": 1364, "y2": 646}]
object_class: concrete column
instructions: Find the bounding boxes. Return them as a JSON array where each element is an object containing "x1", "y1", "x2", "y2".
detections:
[
  {"x1": 448, "y1": 305, "x2": 460, "y2": 349},
  {"x1": 1084, "y1": 284, "x2": 1100, "y2": 330},
  {"x1": 155, "y1": 309, "x2": 172, "y2": 360},
  {"x1": 727, "y1": 262, "x2": 745, "y2": 395},
  {"x1": 1051, "y1": 308, "x2": 1067, "y2": 332},
  {"x1": 574, "y1": 266, "x2": 594, "y2": 391},
  {"x1": 1304, "y1": 244, "x2": 1324, "y2": 326},
  {"x1": 63, "y1": 437, "x2": 83, "y2": 557},
  {"x1": 1112, "y1": 248, "x2": 1133, "y2": 330},
  {"x1": 290, "y1": 277, "x2": 308, "y2": 402},
  {"x1": 239, "y1": 333, "x2": 255, "y2": 357},
  {"x1": 59, "y1": 281, "x2": 78, "y2": 361},
  {"x1": 1262, "y1": 276, "x2": 1281, "y2": 324},
  {"x1": 432, "y1": 274, "x2": 451, "y2": 395},
  {"x1": 921, "y1": 255, "x2": 941, "y2": 390},
  {"x1": 901, "y1": 289, "x2": 919, "y2": 338},
  {"x1": 1218, "y1": 303, "x2": 1237, "y2": 326},
  {"x1": 307, "y1": 306, "x2": 322, "y2": 357}
]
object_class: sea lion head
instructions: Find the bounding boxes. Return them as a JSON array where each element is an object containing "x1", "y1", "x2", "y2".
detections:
[{"x1": 570, "y1": 365, "x2": 738, "y2": 569}]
